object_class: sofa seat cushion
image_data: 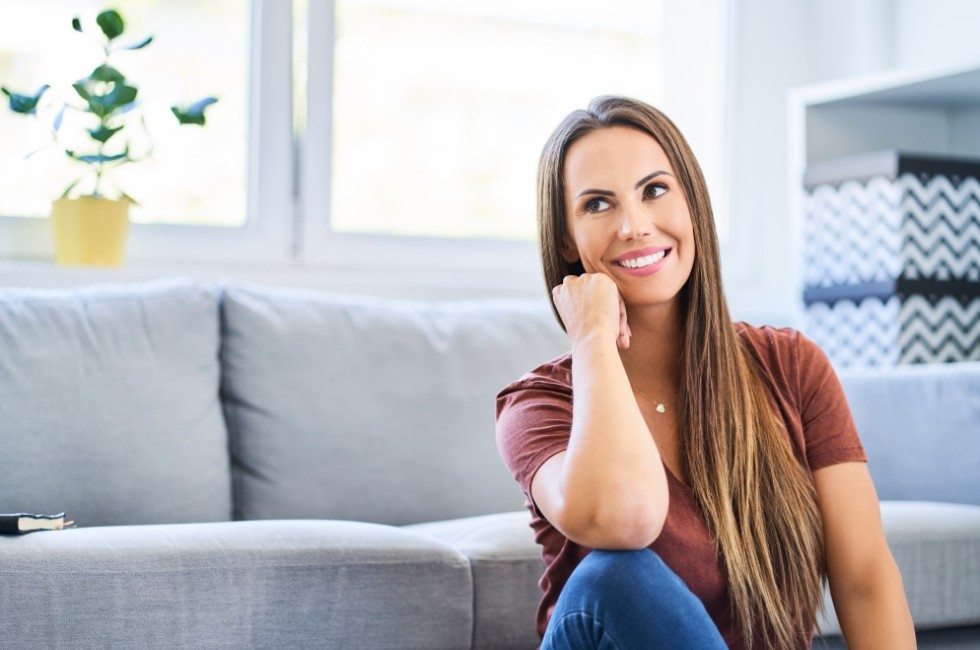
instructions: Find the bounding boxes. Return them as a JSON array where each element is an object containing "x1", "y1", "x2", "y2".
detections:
[
  {"x1": 219, "y1": 281, "x2": 568, "y2": 525},
  {"x1": 0, "y1": 279, "x2": 231, "y2": 526},
  {"x1": 818, "y1": 501, "x2": 980, "y2": 636},
  {"x1": 0, "y1": 519, "x2": 472, "y2": 650},
  {"x1": 408, "y1": 511, "x2": 544, "y2": 650},
  {"x1": 414, "y1": 502, "x2": 980, "y2": 647}
]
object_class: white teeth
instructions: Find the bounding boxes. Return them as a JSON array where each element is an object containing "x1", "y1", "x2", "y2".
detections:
[{"x1": 620, "y1": 250, "x2": 666, "y2": 268}]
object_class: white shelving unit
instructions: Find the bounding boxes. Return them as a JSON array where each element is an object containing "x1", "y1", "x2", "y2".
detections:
[
  {"x1": 787, "y1": 61, "x2": 980, "y2": 366},
  {"x1": 787, "y1": 60, "x2": 980, "y2": 290},
  {"x1": 790, "y1": 61, "x2": 980, "y2": 169}
]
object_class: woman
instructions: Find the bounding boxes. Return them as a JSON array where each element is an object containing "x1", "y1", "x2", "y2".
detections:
[{"x1": 495, "y1": 96, "x2": 915, "y2": 649}]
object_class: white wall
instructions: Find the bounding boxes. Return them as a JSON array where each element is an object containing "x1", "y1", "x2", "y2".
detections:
[
  {"x1": 894, "y1": 0, "x2": 980, "y2": 69},
  {"x1": 12, "y1": 1, "x2": 980, "y2": 312},
  {"x1": 722, "y1": 0, "x2": 980, "y2": 327},
  {"x1": 723, "y1": 0, "x2": 898, "y2": 326}
]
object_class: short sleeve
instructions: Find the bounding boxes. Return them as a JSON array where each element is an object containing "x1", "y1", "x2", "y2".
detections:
[
  {"x1": 495, "y1": 359, "x2": 574, "y2": 502},
  {"x1": 795, "y1": 332, "x2": 868, "y2": 471}
]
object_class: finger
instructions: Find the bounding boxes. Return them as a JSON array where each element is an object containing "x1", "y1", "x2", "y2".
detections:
[{"x1": 617, "y1": 294, "x2": 630, "y2": 349}]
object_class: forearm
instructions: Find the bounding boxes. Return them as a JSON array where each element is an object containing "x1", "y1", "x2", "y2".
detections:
[
  {"x1": 560, "y1": 333, "x2": 668, "y2": 541},
  {"x1": 835, "y1": 558, "x2": 916, "y2": 649}
]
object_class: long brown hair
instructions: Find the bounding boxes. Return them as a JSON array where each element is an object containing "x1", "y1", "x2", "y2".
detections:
[{"x1": 537, "y1": 95, "x2": 824, "y2": 649}]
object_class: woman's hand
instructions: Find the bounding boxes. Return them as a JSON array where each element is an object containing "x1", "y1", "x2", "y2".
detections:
[{"x1": 552, "y1": 273, "x2": 631, "y2": 350}]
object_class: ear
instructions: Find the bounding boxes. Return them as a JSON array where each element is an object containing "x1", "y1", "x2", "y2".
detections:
[{"x1": 560, "y1": 235, "x2": 580, "y2": 264}]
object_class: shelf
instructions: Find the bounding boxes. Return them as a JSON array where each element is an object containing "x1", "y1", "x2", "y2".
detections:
[{"x1": 790, "y1": 61, "x2": 980, "y2": 165}]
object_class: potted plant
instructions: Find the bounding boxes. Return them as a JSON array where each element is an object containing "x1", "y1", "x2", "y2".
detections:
[{"x1": 1, "y1": 8, "x2": 217, "y2": 266}]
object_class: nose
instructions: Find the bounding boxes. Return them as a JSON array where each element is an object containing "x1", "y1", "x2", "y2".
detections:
[{"x1": 617, "y1": 203, "x2": 653, "y2": 240}]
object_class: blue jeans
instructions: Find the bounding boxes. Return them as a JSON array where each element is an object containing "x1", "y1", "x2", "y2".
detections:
[{"x1": 541, "y1": 549, "x2": 728, "y2": 649}]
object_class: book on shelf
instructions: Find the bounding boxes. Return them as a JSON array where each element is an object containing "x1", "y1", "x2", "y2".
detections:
[{"x1": 0, "y1": 512, "x2": 74, "y2": 534}]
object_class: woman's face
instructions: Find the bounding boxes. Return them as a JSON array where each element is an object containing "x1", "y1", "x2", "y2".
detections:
[{"x1": 561, "y1": 126, "x2": 695, "y2": 309}]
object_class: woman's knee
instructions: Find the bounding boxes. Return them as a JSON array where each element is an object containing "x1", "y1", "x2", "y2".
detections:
[
  {"x1": 549, "y1": 549, "x2": 725, "y2": 648},
  {"x1": 573, "y1": 549, "x2": 672, "y2": 590},
  {"x1": 562, "y1": 549, "x2": 704, "y2": 615}
]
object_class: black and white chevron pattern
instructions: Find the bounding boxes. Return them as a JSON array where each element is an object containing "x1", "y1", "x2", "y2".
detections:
[
  {"x1": 805, "y1": 173, "x2": 980, "y2": 287},
  {"x1": 805, "y1": 178, "x2": 901, "y2": 287},
  {"x1": 805, "y1": 297, "x2": 902, "y2": 368},
  {"x1": 804, "y1": 295, "x2": 980, "y2": 368},
  {"x1": 899, "y1": 295, "x2": 980, "y2": 364},
  {"x1": 901, "y1": 175, "x2": 980, "y2": 281}
]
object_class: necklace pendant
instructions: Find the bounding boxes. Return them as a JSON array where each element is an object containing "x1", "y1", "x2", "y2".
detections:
[{"x1": 656, "y1": 403, "x2": 666, "y2": 414}]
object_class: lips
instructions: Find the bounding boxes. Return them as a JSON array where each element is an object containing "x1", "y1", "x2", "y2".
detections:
[{"x1": 611, "y1": 246, "x2": 671, "y2": 270}]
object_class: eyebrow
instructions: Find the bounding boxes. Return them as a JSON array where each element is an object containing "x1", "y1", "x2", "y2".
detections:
[
  {"x1": 574, "y1": 170, "x2": 674, "y2": 199},
  {"x1": 634, "y1": 170, "x2": 673, "y2": 189}
]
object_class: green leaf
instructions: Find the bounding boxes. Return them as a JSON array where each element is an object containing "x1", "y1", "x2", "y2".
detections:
[
  {"x1": 72, "y1": 17, "x2": 82, "y2": 33},
  {"x1": 66, "y1": 149, "x2": 129, "y2": 164},
  {"x1": 121, "y1": 35, "x2": 153, "y2": 50},
  {"x1": 171, "y1": 96, "x2": 218, "y2": 125},
  {"x1": 53, "y1": 105, "x2": 66, "y2": 132},
  {"x1": 1, "y1": 84, "x2": 49, "y2": 114},
  {"x1": 96, "y1": 10, "x2": 124, "y2": 41},
  {"x1": 25, "y1": 144, "x2": 50, "y2": 160},
  {"x1": 91, "y1": 65, "x2": 125, "y2": 83},
  {"x1": 87, "y1": 83, "x2": 138, "y2": 117},
  {"x1": 72, "y1": 81, "x2": 91, "y2": 103},
  {"x1": 89, "y1": 125, "x2": 123, "y2": 144}
]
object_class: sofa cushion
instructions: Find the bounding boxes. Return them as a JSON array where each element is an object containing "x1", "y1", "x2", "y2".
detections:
[
  {"x1": 407, "y1": 511, "x2": 543, "y2": 650},
  {"x1": 0, "y1": 519, "x2": 472, "y2": 649},
  {"x1": 0, "y1": 279, "x2": 231, "y2": 526},
  {"x1": 220, "y1": 281, "x2": 569, "y2": 525},
  {"x1": 839, "y1": 362, "x2": 980, "y2": 506},
  {"x1": 818, "y1": 501, "x2": 980, "y2": 635},
  {"x1": 414, "y1": 502, "x2": 980, "y2": 646}
]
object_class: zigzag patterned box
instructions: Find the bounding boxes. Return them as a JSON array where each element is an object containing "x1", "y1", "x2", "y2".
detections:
[{"x1": 802, "y1": 150, "x2": 980, "y2": 368}]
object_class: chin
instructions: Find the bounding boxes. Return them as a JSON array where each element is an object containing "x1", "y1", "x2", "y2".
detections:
[{"x1": 621, "y1": 288, "x2": 683, "y2": 309}]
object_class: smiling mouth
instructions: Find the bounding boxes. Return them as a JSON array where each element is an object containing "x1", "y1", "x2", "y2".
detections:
[{"x1": 614, "y1": 249, "x2": 670, "y2": 269}]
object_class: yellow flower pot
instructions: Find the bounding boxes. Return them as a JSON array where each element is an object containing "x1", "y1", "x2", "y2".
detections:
[{"x1": 51, "y1": 196, "x2": 130, "y2": 267}]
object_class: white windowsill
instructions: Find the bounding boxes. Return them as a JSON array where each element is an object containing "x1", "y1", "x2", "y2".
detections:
[{"x1": 0, "y1": 255, "x2": 548, "y2": 302}]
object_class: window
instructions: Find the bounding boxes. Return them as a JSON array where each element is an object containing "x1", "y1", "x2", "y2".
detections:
[
  {"x1": 329, "y1": 0, "x2": 663, "y2": 241},
  {"x1": 0, "y1": 0, "x2": 247, "y2": 226},
  {"x1": 0, "y1": 0, "x2": 292, "y2": 264},
  {"x1": 1, "y1": 1, "x2": 729, "y2": 275},
  {"x1": 298, "y1": 0, "x2": 730, "y2": 269}
]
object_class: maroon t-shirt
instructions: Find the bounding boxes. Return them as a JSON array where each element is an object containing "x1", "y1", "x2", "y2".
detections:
[{"x1": 495, "y1": 324, "x2": 868, "y2": 648}]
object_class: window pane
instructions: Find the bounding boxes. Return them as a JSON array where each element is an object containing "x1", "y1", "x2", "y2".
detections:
[
  {"x1": 331, "y1": 0, "x2": 663, "y2": 240},
  {"x1": 0, "y1": 0, "x2": 248, "y2": 226}
]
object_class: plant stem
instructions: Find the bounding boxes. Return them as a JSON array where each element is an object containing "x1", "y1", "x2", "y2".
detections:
[{"x1": 93, "y1": 48, "x2": 111, "y2": 198}]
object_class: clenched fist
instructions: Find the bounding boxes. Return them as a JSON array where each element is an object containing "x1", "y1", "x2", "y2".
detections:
[{"x1": 552, "y1": 273, "x2": 631, "y2": 350}]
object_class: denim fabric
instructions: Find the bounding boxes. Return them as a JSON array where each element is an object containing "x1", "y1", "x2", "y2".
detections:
[{"x1": 542, "y1": 549, "x2": 727, "y2": 650}]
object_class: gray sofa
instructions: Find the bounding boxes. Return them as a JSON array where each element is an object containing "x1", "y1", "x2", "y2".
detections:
[{"x1": 0, "y1": 278, "x2": 977, "y2": 649}]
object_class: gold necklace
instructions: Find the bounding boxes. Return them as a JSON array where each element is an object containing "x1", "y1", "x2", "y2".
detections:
[{"x1": 633, "y1": 389, "x2": 667, "y2": 414}]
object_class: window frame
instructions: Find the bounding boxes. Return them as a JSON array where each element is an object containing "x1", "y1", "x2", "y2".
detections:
[
  {"x1": 296, "y1": 0, "x2": 732, "y2": 293},
  {"x1": 0, "y1": 0, "x2": 294, "y2": 265},
  {"x1": 1, "y1": 0, "x2": 732, "y2": 303}
]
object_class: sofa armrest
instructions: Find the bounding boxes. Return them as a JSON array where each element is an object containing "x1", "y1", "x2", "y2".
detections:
[
  {"x1": 817, "y1": 500, "x2": 980, "y2": 638},
  {"x1": 0, "y1": 520, "x2": 472, "y2": 650}
]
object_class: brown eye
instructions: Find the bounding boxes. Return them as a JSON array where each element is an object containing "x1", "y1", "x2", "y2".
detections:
[
  {"x1": 584, "y1": 198, "x2": 610, "y2": 213},
  {"x1": 644, "y1": 184, "x2": 667, "y2": 199}
]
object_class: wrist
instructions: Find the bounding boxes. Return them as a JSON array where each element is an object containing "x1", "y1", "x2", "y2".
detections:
[{"x1": 570, "y1": 329, "x2": 621, "y2": 358}]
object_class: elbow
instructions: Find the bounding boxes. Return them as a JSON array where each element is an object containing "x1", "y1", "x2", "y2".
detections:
[{"x1": 560, "y1": 497, "x2": 668, "y2": 550}]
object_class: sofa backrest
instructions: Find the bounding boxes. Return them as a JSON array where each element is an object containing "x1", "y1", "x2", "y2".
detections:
[
  {"x1": 0, "y1": 279, "x2": 232, "y2": 526},
  {"x1": 839, "y1": 361, "x2": 980, "y2": 506},
  {"x1": 219, "y1": 281, "x2": 570, "y2": 525}
]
